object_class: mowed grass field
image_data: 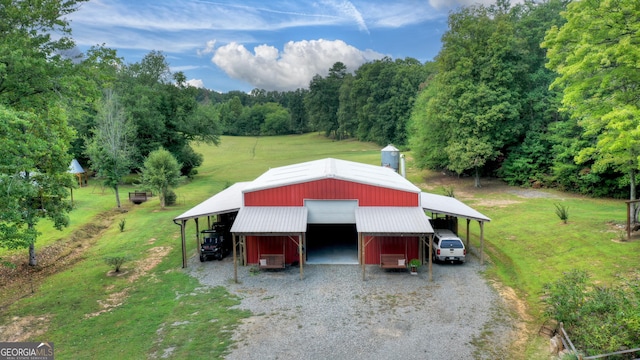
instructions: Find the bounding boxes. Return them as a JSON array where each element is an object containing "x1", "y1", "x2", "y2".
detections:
[{"x1": 1, "y1": 133, "x2": 638, "y2": 359}]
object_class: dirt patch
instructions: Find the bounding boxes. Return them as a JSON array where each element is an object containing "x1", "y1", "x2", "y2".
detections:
[
  {"x1": 0, "y1": 209, "x2": 124, "y2": 311},
  {"x1": 84, "y1": 246, "x2": 172, "y2": 318},
  {"x1": 605, "y1": 221, "x2": 640, "y2": 243},
  {"x1": 86, "y1": 290, "x2": 128, "y2": 319},
  {"x1": 0, "y1": 315, "x2": 51, "y2": 342},
  {"x1": 489, "y1": 280, "x2": 533, "y2": 354}
]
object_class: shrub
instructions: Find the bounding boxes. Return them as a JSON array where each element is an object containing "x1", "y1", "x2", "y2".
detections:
[
  {"x1": 164, "y1": 189, "x2": 177, "y2": 206},
  {"x1": 104, "y1": 255, "x2": 129, "y2": 273},
  {"x1": 554, "y1": 203, "x2": 569, "y2": 224},
  {"x1": 118, "y1": 218, "x2": 126, "y2": 232},
  {"x1": 543, "y1": 270, "x2": 640, "y2": 356}
]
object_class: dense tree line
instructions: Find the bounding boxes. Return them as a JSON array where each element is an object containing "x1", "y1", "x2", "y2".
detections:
[
  {"x1": 202, "y1": 57, "x2": 431, "y2": 145},
  {"x1": 0, "y1": 0, "x2": 220, "y2": 263},
  {"x1": 410, "y1": 0, "x2": 638, "y2": 200}
]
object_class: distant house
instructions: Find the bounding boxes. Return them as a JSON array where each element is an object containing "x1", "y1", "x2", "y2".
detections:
[{"x1": 174, "y1": 158, "x2": 490, "y2": 281}]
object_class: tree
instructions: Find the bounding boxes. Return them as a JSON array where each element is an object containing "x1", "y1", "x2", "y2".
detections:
[
  {"x1": 0, "y1": 105, "x2": 74, "y2": 266},
  {"x1": 140, "y1": 148, "x2": 181, "y2": 209},
  {"x1": 0, "y1": 0, "x2": 89, "y2": 110},
  {"x1": 260, "y1": 103, "x2": 291, "y2": 135},
  {"x1": 305, "y1": 62, "x2": 347, "y2": 138},
  {"x1": 114, "y1": 52, "x2": 220, "y2": 176},
  {"x1": 497, "y1": 0, "x2": 568, "y2": 187},
  {"x1": 543, "y1": 0, "x2": 640, "y2": 218},
  {"x1": 411, "y1": 1, "x2": 527, "y2": 187},
  {"x1": 0, "y1": 0, "x2": 88, "y2": 266},
  {"x1": 85, "y1": 89, "x2": 136, "y2": 208}
]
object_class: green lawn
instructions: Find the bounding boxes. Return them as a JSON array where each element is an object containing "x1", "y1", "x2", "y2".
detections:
[
  {"x1": 0, "y1": 134, "x2": 382, "y2": 360},
  {"x1": 1, "y1": 133, "x2": 637, "y2": 359}
]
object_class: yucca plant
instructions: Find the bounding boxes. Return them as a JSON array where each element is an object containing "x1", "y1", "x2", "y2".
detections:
[{"x1": 554, "y1": 203, "x2": 569, "y2": 224}]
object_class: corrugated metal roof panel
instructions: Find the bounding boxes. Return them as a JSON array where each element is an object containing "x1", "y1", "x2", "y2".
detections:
[
  {"x1": 355, "y1": 207, "x2": 433, "y2": 235},
  {"x1": 231, "y1": 206, "x2": 307, "y2": 234},
  {"x1": 173, "y1": 182, "x2": 249, "y2": 221},
  {"x1": 420, "y1": 192, "x2": 491, "y2": 222},
  {"x1": 243, "y1": 158, "x2": 420, "y2": 194}
]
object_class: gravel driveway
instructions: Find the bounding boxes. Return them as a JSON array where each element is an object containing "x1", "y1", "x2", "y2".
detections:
[{"x1": 189, "y1": 251, "x2": 516, "y2": 360}]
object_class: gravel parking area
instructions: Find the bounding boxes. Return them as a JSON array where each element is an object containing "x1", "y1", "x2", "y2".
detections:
[{"x1": 189, "y1": 251, "x2": 517, "y2": 360}]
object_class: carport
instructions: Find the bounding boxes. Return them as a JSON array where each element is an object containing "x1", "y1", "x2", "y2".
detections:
[
  {"x1": 420, "y1": 192, "x2": 491, "y2": 264},
  {"x1": 173, "y1": 182, "x2": 248, "y2": 268}
]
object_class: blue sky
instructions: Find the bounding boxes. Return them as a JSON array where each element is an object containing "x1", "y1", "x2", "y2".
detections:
[{"x1": 68, "y1": 0, "x2": 502, "y2": 92}]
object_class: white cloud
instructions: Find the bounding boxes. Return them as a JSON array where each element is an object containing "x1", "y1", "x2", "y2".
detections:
[
  {"x1": 211, "y1": 39, "x2": 384, "y2": 91},
  {"x1": 198, "y1": 40, "x2": 217, "y2": 56},
  {"x1": 323, "y1": 0, "x2": 368, "y2": 33},
  {"x1": 186, "y1": 79, "x2": 205, "y2": 88}
]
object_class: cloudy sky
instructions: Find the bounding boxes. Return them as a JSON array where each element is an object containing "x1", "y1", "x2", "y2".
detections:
[{"x1": 68, "y1": 0, "x2": 502, "y2": 92}]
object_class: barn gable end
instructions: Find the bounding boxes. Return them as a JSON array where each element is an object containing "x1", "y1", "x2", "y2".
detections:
[{"x1": 244, "y1": 178, "x2": 419, "y2": 207}]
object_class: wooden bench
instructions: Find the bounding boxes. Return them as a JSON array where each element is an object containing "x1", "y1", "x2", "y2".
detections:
[
  {"x1": 128, "y1": 191, "x2": 153, "y2": 204},
  {"x1": 259, "y1": 254, "x2": 285, "y2": 269},
  {"x1": 380, "y1": 254, "x2": 407, "y2": 269}
]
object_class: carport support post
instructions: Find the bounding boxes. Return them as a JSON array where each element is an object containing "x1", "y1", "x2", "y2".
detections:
[
  {"x1": 232, "y1": 234, "x2": 238, "y2": 283},
  {"x1": 195, "y1": 218, "x2": 200, "y2": 257},
  {"x1": 466, "y1": 219, "x2": 471, "y2": 249},
  {"x1": 298, "y1": 234, "x2": 304, "y2": 280},
  {"x1": 480, "y1": 221, "x2": 485, "y2": 265},
  {"x1": 360, "y1": 233, "x2": 366, "y2": 281},
  {"x1": 181, "y1": 220, "x2": 187, "y2": 268},
  {"x1": 428, "y1": 234, "x2": 433, "y2": 282}
]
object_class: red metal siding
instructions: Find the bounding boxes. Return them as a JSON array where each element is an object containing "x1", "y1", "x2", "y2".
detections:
[
  {"x1": 247, "y1": 235, "x2": 300, "y2": 265},
  {"x1": 244, "y1": 179, "x2": 418, "y2": 206},
  {"x1": 363, "y1": 236, "x2": 419, "y2": 265}
]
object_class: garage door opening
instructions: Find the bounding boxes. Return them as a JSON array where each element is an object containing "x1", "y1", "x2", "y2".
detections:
[{"x1": 305, "y1": 224, "x2": 358, "y2": 264}]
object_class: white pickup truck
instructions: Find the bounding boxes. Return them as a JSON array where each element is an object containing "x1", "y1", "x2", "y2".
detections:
[{"x1": 432, "y1": 229, "x2": 466, "y2": 263}]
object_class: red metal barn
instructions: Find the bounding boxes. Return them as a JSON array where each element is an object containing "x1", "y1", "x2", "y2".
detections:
[
  {"x1": 229, "y1": 158, "x2": 431, "y2": 267},
  {"x1": 174, "y1": 158, "x2": 490, "y2": 280}
]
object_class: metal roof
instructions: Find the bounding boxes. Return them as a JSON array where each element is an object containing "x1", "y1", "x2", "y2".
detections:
[
  {"x1": 355, "y1": 207, "x2": 434, "y2": 235},
  {"x1": 231, "y1": 206, "x2": 308, "y2": 235},
  {"x1": 420, "y1": 192, "x2": 491, "y2": 222},
  {"x1": 173, "y1": 182, "x2": 250, "y2": 221},
  {"x1": 68, "y1": 159, "x2": 85, "y2": 174},
  {"x1": 242, "y1": 158, "x2": 420, "y2": 194}
]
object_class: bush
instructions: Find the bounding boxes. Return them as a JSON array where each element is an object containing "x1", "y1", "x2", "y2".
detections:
[
  {"x1": 104, "y1": 255, "x2": 130, "y2": 273},
  {"x1": 118, "y1": 218, "x2": 126, "y2": 232},
  {"x1": 164, "y1": 189, "x2": 177, "y2": 206},
  {"x1": 543, "y1": 270, "x2": 640, "y2": 356},
  {"x1": 441, "y1": 185, "x2": 455, "y2": 198}
]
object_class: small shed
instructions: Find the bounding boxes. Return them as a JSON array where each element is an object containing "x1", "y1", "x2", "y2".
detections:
[{"x1": 68, "y1": 159, "x2": 86, "y2": 187}]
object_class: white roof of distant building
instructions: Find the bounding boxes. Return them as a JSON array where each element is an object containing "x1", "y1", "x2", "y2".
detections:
[{"x1": 68, "y1": 159, "x2": 85, "y2": 174}]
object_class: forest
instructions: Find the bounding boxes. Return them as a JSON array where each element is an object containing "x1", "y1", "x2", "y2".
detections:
[
  {"x1": 197, "y1": 0, "x2": 638, "y2": 201},
  {"x1": 3, "y1": 0, "x2": 638, "y2": 265}
]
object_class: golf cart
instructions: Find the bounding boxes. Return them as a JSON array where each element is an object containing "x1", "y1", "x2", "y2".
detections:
[{"x1": 199, "y1": 224, "x2": 231, "y2": 262}]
